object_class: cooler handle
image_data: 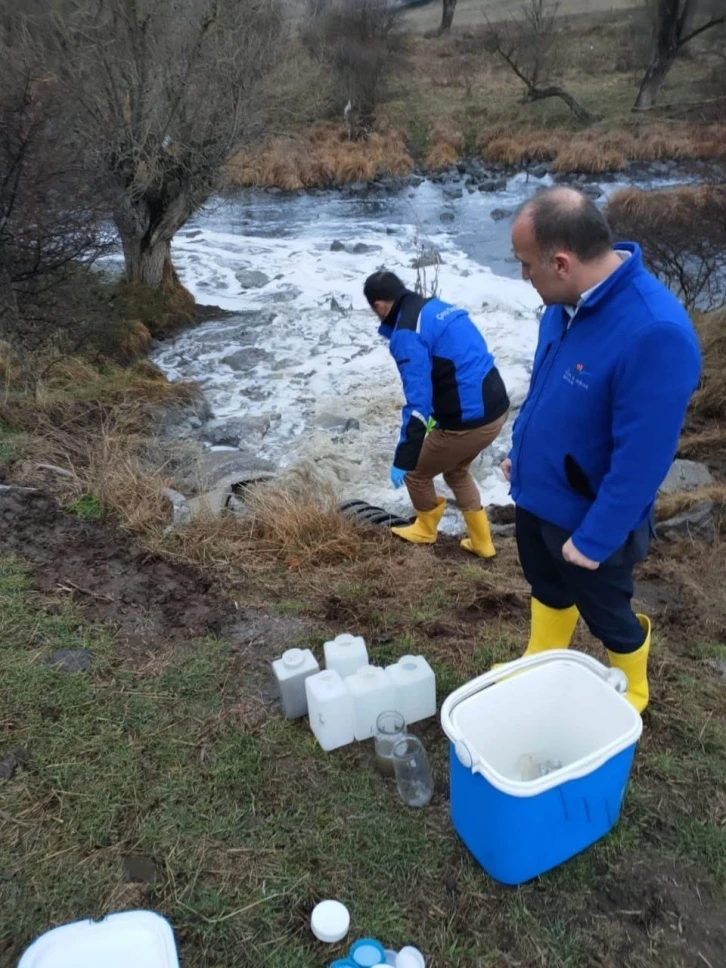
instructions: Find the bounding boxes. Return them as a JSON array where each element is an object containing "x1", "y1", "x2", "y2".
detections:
[{"x1": 441, "y1": 649, "x2": 627, "y2": 747}]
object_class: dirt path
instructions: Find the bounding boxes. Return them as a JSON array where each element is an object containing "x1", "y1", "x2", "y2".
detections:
[
  {"x1": 403, "y1": 0, "x2": 639, "y2": 32},
  {"x1": 0, "y1": 488, "x2": 235, "y2": 656}
]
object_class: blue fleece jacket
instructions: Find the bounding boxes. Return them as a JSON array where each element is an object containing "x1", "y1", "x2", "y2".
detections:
[
  {"x1": 510, "y1": 243, "x2": 702, "y2": 562},
  {"x1": 379, "y1": 291, "x2": 509, "y2": 470}
]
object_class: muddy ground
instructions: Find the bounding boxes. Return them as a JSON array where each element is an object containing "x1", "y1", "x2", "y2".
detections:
[{"x1": 0, "y1": 486, "x2": 724, "y2": 967}]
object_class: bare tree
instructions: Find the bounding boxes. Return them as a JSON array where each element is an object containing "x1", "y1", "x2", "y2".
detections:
[
  {"x1": 484, "y1": 0, "x2": 593, "y2": 124},
  {"x1": 439, "y1": 0, "x2": 458, "y2": 35},
  {"x1": 0, "y1": 36, "x2": 111, "y2": 366},
  {"x1": 47, "y1": 0, "x2": 285, "y2": 291},
  {"x1": 607, "y1": 185, "x2": 726, "y2": 312},
  {"x1": 634, "y1": 0, "x2": 726, "y2": 111},
  {"x1": 303, "y1": 0, "x2": 405, "y2": 136}
]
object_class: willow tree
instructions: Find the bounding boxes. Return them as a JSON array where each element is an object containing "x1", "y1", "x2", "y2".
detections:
[
  {"x1": 52, "y1": 0, "x2": 285, "y2": 290},
  {"x1": 634, "y1": 0, "x2": 726, "y2": 111}
]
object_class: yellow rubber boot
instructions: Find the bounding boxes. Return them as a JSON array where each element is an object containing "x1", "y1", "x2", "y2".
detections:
[
  {"x1": 390, "y1": 496, "x2": 446, "y2": 545},
  {"x1": 608, "y1": 615, "x2": 651, "y2": 714},
  {"x1": 523, "y1": 598, "x2": 580, "y2": 657},
  {"x1": 493, "y1": 599, "x2": 579, "y2": 669},
  {"x1": 460, "y1": 508, "x2": 496, "y2": 559}
]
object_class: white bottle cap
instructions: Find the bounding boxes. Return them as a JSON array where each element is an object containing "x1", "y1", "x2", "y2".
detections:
[
  {"x1": 396, "y1": 946, "x2": 425, "y2": 968},
  {"x1": 283, "y1": 648, "x2": 304, "y2": 668},
  {"x1": 398, "y1": 657, "x2": 419, "y2": 673},
  {"x1": 310, "y1": 899, "x2": 350, "y2": 943}
]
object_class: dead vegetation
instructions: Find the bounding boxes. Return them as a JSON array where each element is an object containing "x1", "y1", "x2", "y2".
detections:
[
  {"x1": 425, "y1": 121, "x2": 465, "y2": 169},
  {"x1": 228, "y1": 123, "x2": 413, "y2": 190},
  {"x1": 479, "y1": 122, "x2": 726, "y2": 170},
  {"x1": 607, "y1": 186, "x2": 726, "y2": 310}
]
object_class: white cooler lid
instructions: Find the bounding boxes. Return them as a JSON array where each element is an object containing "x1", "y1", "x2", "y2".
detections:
[{"x1": 17, "y1": 911, "x2": 180, "y2": 968}]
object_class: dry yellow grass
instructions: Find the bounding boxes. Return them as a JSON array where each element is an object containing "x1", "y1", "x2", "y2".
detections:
[
  {"x1": 551, "y1": 146, "x2": 627, "y2": 173},
  {"x1": 84, "y1": 431, "x2": 173, "y2": 533},
  {"x1": 424, "y1": 121, "x2": 465, "y2": 169},
  {"x1": 229, "y1": 124, "x2": 414, "y2": 189},
  {"x1": 656, "y1": 485, "x2": 726, "y2": 524},
  {"x1": 117, "y1": 320, "x2": 152, "y2": 361},
  {"x1": 692, "y1": 308, "x2": 726, "y2": 422},
  {"x1": 607, "y1": 183, "x2": 726, "y2": 225},
  {"x1": 164, "y1": 476, "x2": 378, "y2": 574},
  {"x1": 478, "y1": 123, "x2": 726, "y2": 171}
]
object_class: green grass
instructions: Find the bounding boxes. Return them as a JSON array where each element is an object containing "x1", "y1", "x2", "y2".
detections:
[
  {"x1": 1, "y1": 555, "x2": 725, "y2": 967},
  {"x1": 65, "y1": 492, "x2": 103, "y2": 521}
]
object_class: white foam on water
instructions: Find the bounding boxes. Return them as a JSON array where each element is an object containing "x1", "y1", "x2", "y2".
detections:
[{"x1": 150, "y1": 197, "x2": 542, "y2": 532}]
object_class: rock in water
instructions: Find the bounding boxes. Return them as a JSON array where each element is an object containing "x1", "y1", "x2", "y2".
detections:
[
  {"x1": 351, "y1": 242, "x2": 382, "y2": 254},
  {"x1": 221, "y1": 348, "x2": 271, "y2": 372},
  {"x1": 659, "y1": 459, "x2": 713, "y2": 494},
  {"x1": 330, "y1": 240, "x2": 346, "y2": 252},
  {"x1": 203, "y1": 418, "x2": 250, "y2": 448},
  {"x1": 236, "y1": 269, "x2": 270, "y2": 289},
  {"x1": 440, "y1": 210, "x2": 456, "y2": 223},
  {"x1": 411, "y1": 249, "x2": 443, "y2": 269},
  {"x1": 491, "y1": 208, "x2": 513, "y2": 222},
  {"x1": 479, "y1": 179, "x2": 507, "y2": 193},
  {"x1": 443, "y1": 187, "x2": 464, "y2": 200}
]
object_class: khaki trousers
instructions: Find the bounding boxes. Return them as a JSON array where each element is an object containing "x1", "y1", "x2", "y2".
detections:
[{"x1": 404, "y1": 412, "x2": 508, "y2": 513}]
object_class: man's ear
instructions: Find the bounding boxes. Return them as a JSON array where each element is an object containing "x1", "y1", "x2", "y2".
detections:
[{"x1": 554, "y1": 252, "x2": 571, "y2": 277}]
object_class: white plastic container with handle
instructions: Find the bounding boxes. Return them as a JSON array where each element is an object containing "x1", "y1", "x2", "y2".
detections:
[
  {"x1": 271, "y1": 648, "x2": 319, "y2": 719},
  {"x1": 324, "y1": 633, "x2": 368, "y2": 679},
  {"x1": 345, "y1": 665, "x2": 396, "y2": 740},
  {"x1": 386, "y1": 655, "x2": 436, "y2": 725},
  {"x1": 306, "y1": 669, "x2": 355, "y2": 751}
]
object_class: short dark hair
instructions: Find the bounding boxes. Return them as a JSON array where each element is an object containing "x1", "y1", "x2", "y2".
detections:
[
  {"x1": 364, "y1": 270, "x2": 407, "y2": 306},
  {"x1": 519, "y1": 187, "x2": 613, "y2": 262}
]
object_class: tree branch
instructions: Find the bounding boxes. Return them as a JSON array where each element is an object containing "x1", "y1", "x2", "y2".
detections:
[{"x1": 678, "y1": 14, "x2": 726, "y2": 47}]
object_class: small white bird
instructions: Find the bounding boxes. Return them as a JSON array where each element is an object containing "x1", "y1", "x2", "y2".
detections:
[{"x1": 344, "y1": 100, "x2": 352, "y2": 121}]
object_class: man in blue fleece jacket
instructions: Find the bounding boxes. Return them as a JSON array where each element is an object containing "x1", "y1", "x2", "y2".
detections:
[
  {"x1": 504, "y1": 187, "x2": 701, "y2": 712},
  {"x1": 364, "y1": 271, "x2": 510, "y2": 557}
]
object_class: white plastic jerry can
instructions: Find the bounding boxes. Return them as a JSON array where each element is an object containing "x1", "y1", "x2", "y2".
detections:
[
  {"x1": 345, "y1": 665, "x2": 396, "y2": 741},
  {"x1": 305, "y1": 670, "x2": 355, "y2": 751},
  {"x1": 271, "y1": 648, "x2": 320, "y2": 719},
  {"x1": 386, "y1": 655, "x2": 437, "y2": 725},
  {"x1": 323, "y1": 633, "x2": 368, "y2": 679}
]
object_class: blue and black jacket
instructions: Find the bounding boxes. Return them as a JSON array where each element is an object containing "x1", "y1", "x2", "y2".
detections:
[
  {"x1": 510, "y1": 243, "x2": 702, "y2": 562},
  {"x1": 379, "y1": 290, "x2": 509, "y2": 471}
]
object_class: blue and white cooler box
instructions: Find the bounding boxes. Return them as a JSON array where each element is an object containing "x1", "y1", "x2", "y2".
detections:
[{"x1": 441, "y1": 650, "x2": 643, "y2": 885}]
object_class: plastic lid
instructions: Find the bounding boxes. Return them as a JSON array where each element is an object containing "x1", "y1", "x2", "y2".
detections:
[
  {"x1": 17, "y1": 911, "x2": 179, "y2": 968},
  {"x1": 311, "y1": 900, "x2": 350, "y2": 943},
  {"x1": 283, "y1": 648, "x2": 304, "y2": 668},
  {"x1": 350, "y1": 939, "x2": 386, "y2": 967},
  {"x1": 385, "y1": 951, "x2": 398, "y2": 966},
  {"x1": 396, "y1": 946, "x2": 425, "y2": 968}
]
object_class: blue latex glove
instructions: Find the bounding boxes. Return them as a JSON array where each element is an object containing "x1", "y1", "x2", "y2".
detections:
[{"x1": 390, "y1": 466, "x2": 407, "y2": 489}]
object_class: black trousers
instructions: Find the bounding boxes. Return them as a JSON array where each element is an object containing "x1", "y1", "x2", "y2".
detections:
[{"x1": 515, "y1": 507, "x2": 651, "y2": 655}]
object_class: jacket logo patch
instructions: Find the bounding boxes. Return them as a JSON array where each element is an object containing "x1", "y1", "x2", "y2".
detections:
[{"x1": 563, "y1": 364, "x2": 592, "y2": 389}]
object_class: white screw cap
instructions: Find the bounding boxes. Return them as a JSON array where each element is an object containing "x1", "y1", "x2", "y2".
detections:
[
  {"x1": 396, "y1": 946, "x2": 426, "y2": 968},
  {"x1": 310, "y1": 899, "x2": 350, "y2": 943}
]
